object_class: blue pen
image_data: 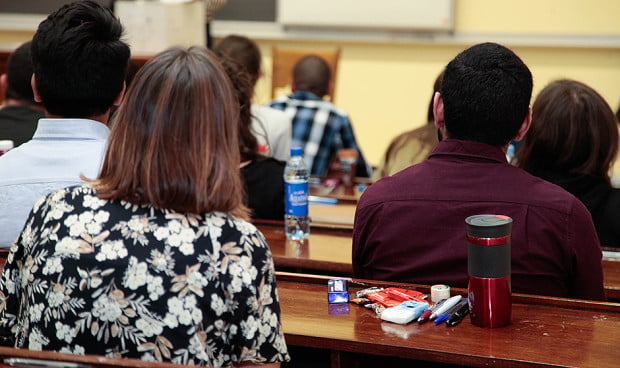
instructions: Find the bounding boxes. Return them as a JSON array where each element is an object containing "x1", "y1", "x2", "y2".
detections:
[{"x1": 434, "y1": 298, "x2": 468, "y2": 325}]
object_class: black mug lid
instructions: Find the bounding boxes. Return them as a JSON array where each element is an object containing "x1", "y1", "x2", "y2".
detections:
[{"x1": 466, "y1": 214, "x2": 512, "y2": 238}]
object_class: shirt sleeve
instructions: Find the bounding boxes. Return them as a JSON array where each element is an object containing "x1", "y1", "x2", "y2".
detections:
[
  {"x1": 270, "y1": 121, "x2": 292, "y2": 163},
  {"x1": 567, "y1": 200, "x2": 607, "y2": 301}
]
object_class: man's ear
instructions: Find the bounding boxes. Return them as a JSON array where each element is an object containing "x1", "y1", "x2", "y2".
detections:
[
  {"x1": 433, "y1": 91, "x2": 446, "y2": 130},
  {"x1": 31, "y1": 74, "x2": 43, "y2": 103},
  {"x1": 513, "y1": 107, "x2": 532, "y2": 141},
  {"x1": 112, "y1": 82, "x2": 126, "y2": 106}
]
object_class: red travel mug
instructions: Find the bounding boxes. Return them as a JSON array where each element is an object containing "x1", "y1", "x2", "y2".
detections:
[{"x1": 466, "y1": 214, "x2": 512, "y2": 328}]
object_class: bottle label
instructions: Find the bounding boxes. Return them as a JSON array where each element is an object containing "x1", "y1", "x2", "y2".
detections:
[{"x1": 285, "y1": 181, "x2": 308, "y2": 216}]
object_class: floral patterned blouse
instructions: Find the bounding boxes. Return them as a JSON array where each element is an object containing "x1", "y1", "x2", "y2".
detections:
[{"x1": 0, "y1": 185, "x2": 289, "y2": 367}]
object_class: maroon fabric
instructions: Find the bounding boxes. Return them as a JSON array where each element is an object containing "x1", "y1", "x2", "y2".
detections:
[{"x1": 353, "y1": 139, "x2": 606, "y2": 301}]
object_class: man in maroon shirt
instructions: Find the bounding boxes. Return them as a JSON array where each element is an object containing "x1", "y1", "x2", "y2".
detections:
[{"x1": 353, "y1": 42, "x2": 605, "y2": 301}]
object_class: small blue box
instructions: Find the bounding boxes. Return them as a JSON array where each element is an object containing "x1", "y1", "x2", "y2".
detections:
[{"x1": 328, "y1": 279, "x2": 349, "y2": 304}]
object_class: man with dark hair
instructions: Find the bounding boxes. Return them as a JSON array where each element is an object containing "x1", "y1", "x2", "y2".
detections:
[
  {"x1": 0, "y1": 0, "x2": 130, "y2": 247},
  {"x1": 353, "y1": 43, "x2": 605, "y2": 301},
  {"x1": 0, "y1": 41, "x2": 45, "y2": 147},
  {"x1": 270, "y1": 55, "x2": 372, "y2": 178}
]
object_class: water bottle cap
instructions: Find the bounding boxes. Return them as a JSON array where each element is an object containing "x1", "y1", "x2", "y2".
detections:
[
  {"x1": 0, "y1": 140, "x2": 14, "y2": 150},
  {"x1": 290, "y1": 147, "x2": 303, "y2": 157}
]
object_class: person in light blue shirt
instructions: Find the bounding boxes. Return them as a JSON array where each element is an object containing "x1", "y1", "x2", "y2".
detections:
[{"x1": 0, "y1": 1, "x2": 130, "y2": 247}]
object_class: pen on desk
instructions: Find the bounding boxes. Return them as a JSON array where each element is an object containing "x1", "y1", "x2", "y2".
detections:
[
  {"x1": 434, "y1": 298, "x2": 468, "y2": 325},
  {"x1": 308, "y1": 196, "x2": 339, "y2": 205},
  {"x1": 429, "y1": 295, "x2": 462, "y2": 321},
  {"x1": 445, "y1": 298, "x2": 470, "y2": 327},
  {"x1": 417, "y1": 298, "x2": 447, "y2": 324}
]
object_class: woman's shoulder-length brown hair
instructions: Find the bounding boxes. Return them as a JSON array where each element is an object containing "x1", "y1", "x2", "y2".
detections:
[
  {"x1": 90, "y1": 46, "x2": 248, "y2": 218},
  {"x1": 516, "y1": 79, "x2": 619, "y2": 182}
]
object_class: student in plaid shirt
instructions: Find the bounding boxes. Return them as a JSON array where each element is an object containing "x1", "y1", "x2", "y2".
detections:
[{"x1": 269, "y1": 55, "x2": 372, "y2": 178}]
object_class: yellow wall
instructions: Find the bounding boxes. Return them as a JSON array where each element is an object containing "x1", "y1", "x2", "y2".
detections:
[
  {"x1": 250, "y1": 0, "x2": 620, "y2": 166},
  {"x1": 1, "y1": 0, "x2": 619, "y2": 167}
]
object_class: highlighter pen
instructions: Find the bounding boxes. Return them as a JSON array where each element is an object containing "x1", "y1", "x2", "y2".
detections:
[
  {"x1": 434, "y1": 298, "x2": 468, "y2": 325},
  {"x1": 445, "y1": 298, "x2": 470, "y2": 327},
  {"x1": 417, "y1": 298, "x2": 447, "y2": 324},
  {"x1": 429, "y1": 295, "x2": 462, "y2": 320}
]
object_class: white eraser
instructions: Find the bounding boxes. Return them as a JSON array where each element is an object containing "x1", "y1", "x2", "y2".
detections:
[{"x1": 380, "y1": 301, "x2": 428, "y2": 325}]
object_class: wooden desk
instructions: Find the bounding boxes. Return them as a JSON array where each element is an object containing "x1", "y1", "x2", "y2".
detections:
[
  {"x1": 256, "y1": 221, "x2": 353, "y2": 275},
  {"x1": 0, "y1": 346, "x2": 191, "y2": 368},
  {"x1": 603, "y1": 254, "x2": 620, "y2": 301},
  {"x1": 309, "y1": 202, "x2": 356, "y2": 227},
  {"x1": 276, "y1": 272, "x2": 620, "y2": 368},
  {"x1": 256, "y1": 222, "x2": 620, "y2": 302},
  {"x1": 309, "y1": 177, "x2": 372, "y2": 205}
]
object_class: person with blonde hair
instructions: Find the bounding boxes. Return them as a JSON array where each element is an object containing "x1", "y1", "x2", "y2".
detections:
[
  {"x1": 516, "y1": 79, "x2": 620, "y2": 248},
  {"x1": 0, "y1": 46, "x2": 289, "y2": 367}
]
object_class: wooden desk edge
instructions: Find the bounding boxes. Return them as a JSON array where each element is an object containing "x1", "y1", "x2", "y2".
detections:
[
  {"x1": 275, "y1": 271, "x2": 620, "y2": 313},
  {"x1": 272, "y1": 256, "x2": 353, "y2": 274},
  {"x1": 0, "y1": 346, "x2": 191, "y2": 368},
  {"x1": 283, "y1": 334, "x2": 545, "y2": 368},
  {"x1": 253, "y1": 219, "x2": 353, "y2": 232}
]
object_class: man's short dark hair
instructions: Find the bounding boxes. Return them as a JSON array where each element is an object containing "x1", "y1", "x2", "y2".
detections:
[
  {"x1": 441, "y1": 42, "x2": 533, "y2": 146},
  {"x1": 31, "y1": 0, "x2": 130, "y2": 118},
  {"x1": 5, "y1": 41, "x2": 36, "y2": 103},
  {"x1": 293, "y1": 55, "x2": 331, "y2": 98}
]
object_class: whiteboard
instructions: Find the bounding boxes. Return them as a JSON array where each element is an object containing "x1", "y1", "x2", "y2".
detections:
[{"x1": 277, "y1": 0, "x2": 454, "y2": 32}]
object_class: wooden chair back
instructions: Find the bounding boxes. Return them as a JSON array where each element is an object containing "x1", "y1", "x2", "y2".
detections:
[{"x1": 271, "y1": 46, "x2": 341, "y2": 102}]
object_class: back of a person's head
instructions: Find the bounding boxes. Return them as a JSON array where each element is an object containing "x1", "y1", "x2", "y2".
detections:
[
  {"x1": 94, "y1": 46, "x2": 247, "y2": 218},
  {"x1": 516, "y1": 79, "x2": 618, "y2": 180},
  {"x1": 213, "y1": 34, "x2": 261, "y2": 88},
  {"x1": 31, "y1": 0, "x2": 130, "y2": 118},
  {"x1": 441, "y1": 42, "x2": 532, "y2": 146},
  {"x1": 293, "y1": 55, "x2": 331, "y2": 98},
  {"x1": 5, "y1": 41, "x2": 37, "y2": 103},
  {"x1": 215, "y1": 50, "x2": 260, "y2": 162}
]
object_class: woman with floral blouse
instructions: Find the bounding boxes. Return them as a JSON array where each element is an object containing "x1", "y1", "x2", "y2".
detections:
[{"x1": 0, "y1": 46, "x2": 289, "y2": 367}]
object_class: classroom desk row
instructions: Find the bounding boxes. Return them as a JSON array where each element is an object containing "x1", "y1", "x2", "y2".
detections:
[
  {"x1": 0, "y1": 272, "x2": 615, "y2": 368},
  {"x1": 254, "y1": 220, "x2": 620, "y2": 302},
  {"x1": 277, "y1": 272, "x2": 620, "y2": 368}
]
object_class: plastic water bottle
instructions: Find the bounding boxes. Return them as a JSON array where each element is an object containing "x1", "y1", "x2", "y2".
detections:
[{"x1": 284, "y1": 147, "x2": 310, "y2": 240}]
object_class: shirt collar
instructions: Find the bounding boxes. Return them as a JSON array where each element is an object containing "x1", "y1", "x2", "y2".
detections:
[
  {"x1": 290, "y1": 90, "x2": 322, "y2": 101},
  {"x1": 32, "y1": 118, "x2": 110, "y2": 141},
  {"x1": 429, "y1": 139, "x2": 508, "y2": 164}
]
